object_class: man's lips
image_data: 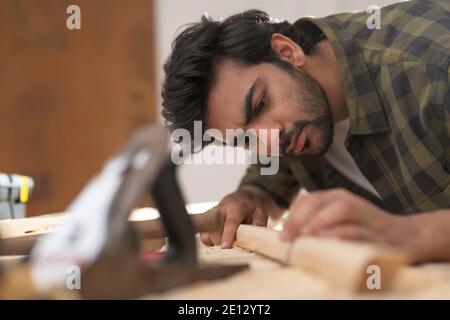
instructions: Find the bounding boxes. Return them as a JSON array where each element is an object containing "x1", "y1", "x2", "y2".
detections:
[{"x1": 287, "y1": 128, "x2": 306, "y2": 154}]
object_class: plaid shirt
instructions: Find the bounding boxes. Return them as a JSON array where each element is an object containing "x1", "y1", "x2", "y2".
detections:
[{"x1": 240, "y1": 0, "x2": 450, "y2": 214}]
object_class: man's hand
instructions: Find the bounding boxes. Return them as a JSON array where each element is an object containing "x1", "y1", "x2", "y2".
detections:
[
  {"x1": 200, "y1": 185, "x2": 279, "y2": 248},
  {"x1": 280, "y1": 188, "x2": 421, "y2": 254}
]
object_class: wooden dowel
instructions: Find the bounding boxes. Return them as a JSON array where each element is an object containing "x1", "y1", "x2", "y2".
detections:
[{"x1": 235, "y1": 224, "x2": 409, "y2": 291}]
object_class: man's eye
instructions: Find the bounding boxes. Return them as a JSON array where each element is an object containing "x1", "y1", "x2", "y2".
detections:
[{"x1": 255, "y1": 95, "x2": 265, "y2": 115}]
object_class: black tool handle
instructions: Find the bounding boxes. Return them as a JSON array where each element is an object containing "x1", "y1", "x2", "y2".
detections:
[{"x1": 151, "y1": 159, "x2": 197, "y2": 266}]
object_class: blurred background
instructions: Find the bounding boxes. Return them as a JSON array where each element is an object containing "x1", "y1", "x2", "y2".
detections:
[{"x1": 1, "y1": 0, "x2": 399, "y2": 216}]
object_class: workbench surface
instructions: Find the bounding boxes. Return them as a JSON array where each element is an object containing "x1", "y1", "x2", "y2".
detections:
[
  {"x1": 145, "y1": 240, "x2": 450, "y2": 300},
  {"x1": 2, "y1": 212, "x2": 450, "y2": 299}
]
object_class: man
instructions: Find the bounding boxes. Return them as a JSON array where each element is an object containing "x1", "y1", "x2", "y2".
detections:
[{"x1": 162, "y1": 0, "x2": 450, "y2": 262}]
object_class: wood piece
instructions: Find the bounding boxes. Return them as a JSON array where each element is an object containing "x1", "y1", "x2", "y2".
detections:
[
  {"x1": 0, "y1": 214, "x2": 64, "y2": 255},
  {"x1": 0, "y1": 214, "x2": 64, "y2": 238},
  {"x1": 0, "y1": 208, "x2": 220, "y2": 239},
  {"x1": 289, "y1": 236, "x2": 408, "y2": 291},
  {"x1": 147, "y1": 239, "x2": 450, "y2": 300},
  {"x1": 133, "y1": 211, "x2": 220, "y2": 238},
  {"x1": 0, "y1": 210, "x2": 220, "y2": 255},
  {"x1": 234, "y1": 225, "x2": 291, "y2": 265},
  {"x1": 235, "y1": 225, "x2": 409, "y2": 291}
]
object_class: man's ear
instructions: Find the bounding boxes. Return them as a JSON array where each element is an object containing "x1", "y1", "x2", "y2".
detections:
[{"x1": 270, "y1": 33, "x2": 306, "y2": 68}]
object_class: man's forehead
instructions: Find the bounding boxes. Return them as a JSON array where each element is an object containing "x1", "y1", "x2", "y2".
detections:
[
  {"x1": 211, "y1": 59, "x2": 250, "y2": 95},
  {"x1": 206, "y1": 59, "x2": 255, "y2": 130}
]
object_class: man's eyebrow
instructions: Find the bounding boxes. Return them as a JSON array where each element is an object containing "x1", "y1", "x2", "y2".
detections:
[{"x1": 242, "y1": 79, "x2": 259, "y2": 127}]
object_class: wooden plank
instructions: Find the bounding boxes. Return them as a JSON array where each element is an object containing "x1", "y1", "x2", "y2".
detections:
[
  {"x1": 0, "y1": 208, "x2": 219, "y2": 255},
  {"x1": 0, "y1": 214, "x2": 64, "y2": 238}
]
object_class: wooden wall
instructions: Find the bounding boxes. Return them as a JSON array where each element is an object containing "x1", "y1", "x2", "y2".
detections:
[{"x1": 0, "y1": 0, "x2": 156, "y2": 215}]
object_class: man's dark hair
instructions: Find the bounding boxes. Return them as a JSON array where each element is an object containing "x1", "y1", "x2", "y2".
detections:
[{"x1": 161, "y1": 10, "x2": 325, "y2": 149}]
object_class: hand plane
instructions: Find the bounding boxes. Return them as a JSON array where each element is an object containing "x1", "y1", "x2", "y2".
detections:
[{"x1": 28, "y1": 125, "x2": 247, "y2": 299}]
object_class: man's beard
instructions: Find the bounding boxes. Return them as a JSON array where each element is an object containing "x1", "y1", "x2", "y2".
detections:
[{"x1": 275, "y1": 60, "x2": 335, "y2": 157}]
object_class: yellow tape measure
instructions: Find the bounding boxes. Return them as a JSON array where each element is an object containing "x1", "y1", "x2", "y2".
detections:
[{"x1": 19, "y1": 175, "x2": 30, "y2": 203}]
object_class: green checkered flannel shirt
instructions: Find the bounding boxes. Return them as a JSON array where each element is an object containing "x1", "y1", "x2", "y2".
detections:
[{"x1": 240, "y1": 0, "x2": 450, "y2": 214}]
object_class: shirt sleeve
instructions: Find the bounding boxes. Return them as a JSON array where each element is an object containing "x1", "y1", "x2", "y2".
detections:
[
  {"x1": 381, "y1": 60, "x2": 450, "y2": 211},
  {"x1": 420, "y1": 63, "x2": 450, "y2": 168},
  {"x1": 418, "y1": 62, "x2": 450, "y2": 211},
  {"x1": 238, "y1": 159, "x2": 301, "y2": 208}
]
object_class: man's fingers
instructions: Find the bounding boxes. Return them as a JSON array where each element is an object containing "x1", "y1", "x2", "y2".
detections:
[
  {"x1": 221, "y1": 215, "x2": 244, "y2": 249},
  {"x1": 219, "y1": 201, "x2": 254, "y2": 248},
  {"x1": 197, "y1": 207, "x2": 224, "y2": 246},
  {"x1": 199, "y1": 207, "x2": 229, "y2": 247},
  {"x1": 302, "y1": 202, "x2": 360, "y2": 235},
  {"x1": 207, "y1": 230, "x2": 222, "y2": 246},
  {"x1": 281, "y1": 194, "x2": 326, "y2": 241},
  {"x1": 252, "y1": 208, "x2": 268, "y2": 226},
  {"x1": 199, "y1": 191, "x2": 271, "y2": 249},
  {"x1": 199, "y1": 232, "x2": 213, "y2": 246}
]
